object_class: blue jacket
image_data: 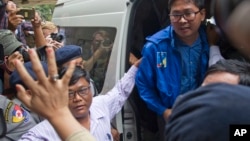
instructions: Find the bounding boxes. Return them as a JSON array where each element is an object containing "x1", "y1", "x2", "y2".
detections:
[{"x1": 135, "y1": 25, "x2": 209, "y2": 115}]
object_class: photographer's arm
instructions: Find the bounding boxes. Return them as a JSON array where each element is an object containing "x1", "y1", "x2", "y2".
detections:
[
  {"x1": 83, "y1": 42, "x2": 112, "y2": 71},
  {"x1": 83, "y1": 47, "x2": 106, "y2": 71},
  {"x1": 31, "y1": 12, "x2": 47, "y2": 48}
]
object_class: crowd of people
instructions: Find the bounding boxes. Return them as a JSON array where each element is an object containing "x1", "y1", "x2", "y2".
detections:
[{"x1": 1, "y1": 0, "x2": 250, "y2": 141}]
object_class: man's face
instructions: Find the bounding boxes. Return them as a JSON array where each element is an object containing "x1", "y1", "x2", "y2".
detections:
[
  {"x1": 92, "y1": 33, "x2": 104, "y2": 50},
  {"x1": 68, "y1": 77, "x2": 92, "y2": 119},
  {"x1": 170, "y1": 0, "x2": 206, "y2": 42},
  {"x1": 202, "y1": 71, "x2": 239, "y2": 86}
]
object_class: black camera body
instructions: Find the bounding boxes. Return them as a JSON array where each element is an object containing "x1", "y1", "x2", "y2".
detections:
[
  {"x1": 50, "y1": 33, "x2": 64, "y2": 43},
  {"x1": 16, "y1": 8, "x2": 35, "y2": 20},
  {"x1": 17, "y1": 46, "x2": 47, "y2": 62},
  {"x1": 102, "y1": 39, "x2": 113, "y2": 47}
]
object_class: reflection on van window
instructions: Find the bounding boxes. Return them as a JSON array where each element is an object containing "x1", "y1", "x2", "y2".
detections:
[{"x1": 59, "y1": 27, "x2": 116, "y2": 93}]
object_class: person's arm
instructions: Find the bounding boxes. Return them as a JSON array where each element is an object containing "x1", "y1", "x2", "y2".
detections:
[
  {"x1": 31, "y1": 11, "x2": 47, "y2": 48},
  {"x1": 65, "y1": 130, "x2": 96, "y2": 141},
  {"x1": 209, "y1": 45, "x2": 224, "y2": 66},
  {"x1": 83, "y1": 43, "x2": 112, "y2": 71},
  {"x1": 14, "y1": 47, "x2": 95, "y2": 141},
  {"x1": 129, "y1": 52, "x2": 139, "y2": 65},
  {"x1": 135, "y1": 43, "x2": 167, "y2": 116},
  {"x1": 206, "y1": 22, "x2": 224, "y2": 66},
  {"x1": 83, "y1": 47, "x2": 105, "y2": 71},
  {"x1": 49, "y1": 107, "x2": 95, "y2": 141},
  {"x1": 99, "y1": 57, "x2": 141, "y2": 119}
]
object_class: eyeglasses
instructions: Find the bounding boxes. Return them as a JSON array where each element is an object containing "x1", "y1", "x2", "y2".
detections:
[
  {"x1": 169, "y1": 10, "x2": 201, "y2": 22},
  {"x1": 68, "y1": 86, "x2": 91, "y2": 99}
]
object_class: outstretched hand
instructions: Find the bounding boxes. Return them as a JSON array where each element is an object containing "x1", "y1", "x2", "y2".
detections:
[{"x1": 14, "y1": 47, "x2": 76, "y2": 120}]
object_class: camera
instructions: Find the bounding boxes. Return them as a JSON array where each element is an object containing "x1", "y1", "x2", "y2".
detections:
[
  {"x1": 50, "y1": 33, "x2": 64, "y2": 43},
  {"x1": 17, "y1": 46, "x2": 47, "y2": 62},
  {"x1": 16, "y1": 8, "x2": 35, "y2": 20},
  {"x1": 102, "y1": 39, "x2": 113, "y2": 47}
]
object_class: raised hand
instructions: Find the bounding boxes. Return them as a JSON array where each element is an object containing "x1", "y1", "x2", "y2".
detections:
[{"x1": 14, "y1": 46, "x2": 75, "y2": 120}]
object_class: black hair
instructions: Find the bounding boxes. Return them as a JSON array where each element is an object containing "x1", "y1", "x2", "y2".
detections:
[
  {"x1": 168, "y1": 0, "x2": 205, "y2": 11},
  {"x1": 205, "y1": 59, "x2": 250, "y2": 86},
  {"x1": 59, "y1": 66, "x2": 90, "y2": 86}
]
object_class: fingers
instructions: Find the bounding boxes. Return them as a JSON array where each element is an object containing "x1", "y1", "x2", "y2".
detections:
[
  {"x1": 33, "y1": 12, "x2": 41, "y2": 22},
  {"x1": 46, "y1": 47, "x2": 58, "y2": 79},
  {"x1": 52, "y1": 46, "x2": 60, "y2": 50},
  {"x1": 31, "y1": 11, "x2": 42, "y2": 27},
  {"x1": 6, "y1": 52, "x2": 23, "y2": 70},
  {"x1": 15, "y1": 59, "x2": 37, "y2": 92},
  {"x1": 16, "y1": 84, "x2": 32, "y2": 109},
  {"x1": 47, "y1": 41, "x2": 63, "y2": 50},
  {"x1": 9, "y1": 10, "x2": 24, "y2": 21},
  {"x1": 62, "y1": 60, "x2": 76, "y2": 86},
  {"x1": 46, "y1": 37, "x2": 53, "y2": 42},
  {"x1": 28, "y1": 49, "x2": 48, "y2": 84}
]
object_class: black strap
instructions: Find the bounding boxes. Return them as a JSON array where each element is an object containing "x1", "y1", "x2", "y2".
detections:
[{"x1": 0, "y1": 108, "x2": 7, "y2": 138}]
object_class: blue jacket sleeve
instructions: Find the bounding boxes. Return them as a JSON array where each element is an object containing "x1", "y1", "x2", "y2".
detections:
[{"x1": 135, "y1": 42, "x2": 167, "y2": 116}]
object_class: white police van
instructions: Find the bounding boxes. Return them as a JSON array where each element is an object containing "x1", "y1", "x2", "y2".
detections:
[{"x1": 52, "y1": 0, "x2": 170, "y2": 140}]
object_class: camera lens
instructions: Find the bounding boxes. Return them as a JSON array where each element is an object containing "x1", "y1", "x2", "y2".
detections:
[
  {"x1": 56, "y1": 34, "x2": 64, "y2": 42},
  {"x1": 50, "y1": 33, "x2": 64, "y2": 43}
]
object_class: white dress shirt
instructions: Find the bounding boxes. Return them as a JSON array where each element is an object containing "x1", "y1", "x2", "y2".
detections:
[{"x1": 18, "y1": 65, "x2": 138, "y2": 141}]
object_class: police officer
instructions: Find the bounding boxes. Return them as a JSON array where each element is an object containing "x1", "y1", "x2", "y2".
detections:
[{"x1": 0, "y1": 95, "x2": 36, "y2": 141}]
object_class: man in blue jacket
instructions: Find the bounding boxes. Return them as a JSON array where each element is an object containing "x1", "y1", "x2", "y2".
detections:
[{"x1": 135, "y1": 0, "x2": 209, "y2": 139}]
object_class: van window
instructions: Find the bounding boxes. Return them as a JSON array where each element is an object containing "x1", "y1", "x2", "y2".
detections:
[{"x1": 59, "y1": 27, "x2": 117, "y2": 93}]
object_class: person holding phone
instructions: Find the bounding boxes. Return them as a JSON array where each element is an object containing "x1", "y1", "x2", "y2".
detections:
[
  {"x1": 0, "y1": 0, "x2": 23, "y2": 32},
  {"x1": 5, "y1": 0, "x2": 35, "y2": 47}
]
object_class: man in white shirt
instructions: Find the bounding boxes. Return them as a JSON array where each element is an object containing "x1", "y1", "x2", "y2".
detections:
[{"x1": 18, "y1": 58, "x2": 140, "y2": 141}]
